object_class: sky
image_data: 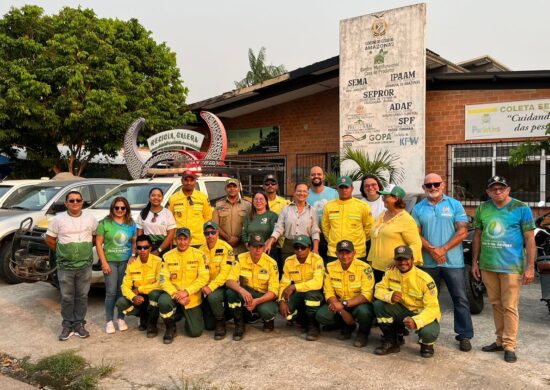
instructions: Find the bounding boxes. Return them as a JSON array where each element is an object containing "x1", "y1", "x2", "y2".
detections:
[{"x1": 2, "y1": 0, "x2": 549, "y2": 103}]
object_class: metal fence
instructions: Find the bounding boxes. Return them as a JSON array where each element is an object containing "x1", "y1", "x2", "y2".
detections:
[{"x1": 295, "y1": 152, "x2": 339, "y2": 185}]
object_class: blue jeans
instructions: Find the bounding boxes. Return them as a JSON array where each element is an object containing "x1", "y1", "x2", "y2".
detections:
[
  {"x1": 104, "y1": 261, "x2": 128, "y2": 322},
  {"x1": 58, "y1": 266, "x2": 92, "y2": 329},
  {"x1": 423, "y1": 267, "x2": 474, "y2": 340}
]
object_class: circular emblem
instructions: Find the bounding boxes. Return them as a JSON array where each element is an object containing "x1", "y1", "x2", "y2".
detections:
[
  {"x1": 254, "y1": 235, "x2": 261, "y2": 241},
  {"x1": 494, "y1": 176, "x2": 501, "y2": 181},
  {"x1": 341, "y1": 241, "x2": 349, "y2": 248},
  {"x1": 113, "y1": 231, "x2": 128, "y2": 246},
  {"x1": 371, "y1": 18, "x2": 387, "y2": 37},
  {"x1": 397, "y1": 247, "x2": 405, "y2": 253},
  {"x1": 486, "y1": 219, "x2": 505, "y2": 239}
]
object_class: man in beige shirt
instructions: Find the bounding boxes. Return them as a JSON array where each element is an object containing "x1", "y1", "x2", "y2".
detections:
[{"x1": 212, "y1": 178, "x2": 251, "y2": 254}]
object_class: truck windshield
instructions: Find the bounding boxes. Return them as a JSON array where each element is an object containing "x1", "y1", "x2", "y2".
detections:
[
  {"x1": 0, "y1": 185, "x2": 13, "y2": 199},
  {"x1": 91, "y1": 183, "x2": 173, "y2": 210},
  {"x1": 2, "y1": 185, "x2": 63, "y2": 211}
]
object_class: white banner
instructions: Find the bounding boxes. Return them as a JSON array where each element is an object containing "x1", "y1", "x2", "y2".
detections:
[
  {"x1": 147, "y1": 129, "x2": 205, "y2": 153},
  {"x1": 339, "y1": 3, "x2": 426, "y2": 191},
  {"x1": 465, "y1": 99, "x2": 550, "y2": 140}
]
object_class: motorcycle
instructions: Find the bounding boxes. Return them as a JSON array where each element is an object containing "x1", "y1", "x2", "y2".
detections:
[{"x1": 534, "y1": 211, "x2": 550, "y2": 314}]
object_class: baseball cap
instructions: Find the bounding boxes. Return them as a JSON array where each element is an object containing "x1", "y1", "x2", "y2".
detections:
[
  {"x1": 293, "y1": 235, "x2": 312, "y2": 248},
  {"x1": 336, "y1": 240, "x2": 354, "y2": 252},
  {"x1": 248, "y1": 234, "x2": 265, "y2": 247},
  {"x1": 203, "y1": 221, "x2": 219, "y2": 231},
  {"x1": 181, "y1": 170, "x2": 198, "y2": 179},
  {"x1": 263, "y1": 174, "x2": 278, "y2": 183},
  {"x1": 394, "y1": 245, "x2": 413, "y2": 260},
  {"x1": 176, "y1": 227, "x2": 191, "y2": 238},
  {"x1": 487, "y1": 175, "x2": 509, "y2": 188},
  {"x1": 377, "y1": 186, "x2": 406, "y2": 200},
  {"x1": 336, "y1": 176, "x2": 353, "y2": 188},
  {"x1": 226, "y1": 178, "x2": 240, "y2": 187}
]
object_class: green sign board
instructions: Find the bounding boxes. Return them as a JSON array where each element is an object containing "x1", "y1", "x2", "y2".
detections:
[{"x1": 227, "y1": 126, "x2": 280, "y2": 155}]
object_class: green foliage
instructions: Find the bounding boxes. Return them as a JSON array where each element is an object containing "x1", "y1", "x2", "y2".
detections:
[
  {"x1": 234, "y1": 47, "x2": 286, "y2": 88},
  {"x1": 509, "y1": 123, "x2": 550, "y2": 166},
  {"x1": 21, "y1": 350, "x2": 114, "y2": 389},
  {"x1": 0, "y1": 5, "x2": 194, "y2": 176},
  {"x1": 161, "y1": 372, "x2": 243, "y2": 390},
  {"x1": 340, "y1": 146, "x2": 404, "y2": 187}
]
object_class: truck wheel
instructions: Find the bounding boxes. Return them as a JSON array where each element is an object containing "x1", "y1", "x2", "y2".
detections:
[
  {"x1": 464, "y1": 264, "x2": 483, "y2": 314},
  {"x1": 0, "y1": 241, "x2": 22, "y2": 284}
]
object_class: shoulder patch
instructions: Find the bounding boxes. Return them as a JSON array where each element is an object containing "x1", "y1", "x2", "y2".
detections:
[
  {"x1": 364, "y1": 267, "x2": 372, "y2": 274},
  {"x1": 427, "y1": 281, "x2": 436, "y2": 290}
]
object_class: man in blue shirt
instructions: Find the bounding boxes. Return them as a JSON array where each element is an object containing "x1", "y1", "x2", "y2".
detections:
[
  {"x1": 412, "y1": 173, "x2": 473, "y2": 352},
  {"x1": 307, "y1": 166, "x2": 338, "y2": 260}
]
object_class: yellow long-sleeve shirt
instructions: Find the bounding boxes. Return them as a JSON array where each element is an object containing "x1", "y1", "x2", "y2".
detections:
[
  {"x1": 322, "y1": 198, "x2": 373, "y2": 258},
  {"x1": 323, "y1": 259, "x2": 374, "y2": 302},
  {"x1": 120, "y1": 254, "x2": 162, "y2": 301},
  {"x1": 278, "y1": 252, "x2": 324, "y2": 300},
  {"x1": 374, "y1": 266, "x2": 441, "y2": 329},
  {"x1": 368, "y1": 210, "x2": 423, "y2": 271},
  {"x1": 269, "y1": 195, "x2": 290, "y2": 216},
  {"x1": 199, "y1": 238, "x2": 235, "y2": 292},
  {"x1": 228, "y1": 252, "x2": 279, "y2": 295},
  {"x1": 160, "y1": 247, "x2": 209, "y2": 309},
  {"x1": 168, "y1": 190, "x2": 213, "y2": 246}
]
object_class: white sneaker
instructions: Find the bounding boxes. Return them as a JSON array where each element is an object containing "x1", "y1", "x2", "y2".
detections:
[
  {"x1": 118, "y1": 318, "x2": 128, "y2": 331},
  {"x1": 105, "y1": 321, "x2": 116, "y2": 334}
]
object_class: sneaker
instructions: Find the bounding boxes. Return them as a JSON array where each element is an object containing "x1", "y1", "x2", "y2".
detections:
[
  {"x1": 118, "y1": 319, "x2": 128, "y2": 331},
  {"x1": 59, "y1": 327, "x2": 74, "y2": 341},
  {"x1": 73, "y1": 324, "x2": 90, "y2": 338},
  {"x1": 459, "y1": 339, "x2": 472, "y2": 352},
  {"x1": 105, "y1": 321, "x2": 116, "y2": 334}
]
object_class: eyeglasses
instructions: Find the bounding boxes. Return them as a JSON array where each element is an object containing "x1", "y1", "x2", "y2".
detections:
[
  {"x1": 293, "y1": 245, "x2": 307, "y2": 251},
  {"x1": 364, "y1": 184, "x2": 378, "y2": 188},
  {"x1": 114, "y1": 206, "x2": 126, "y2": 211},
  {"x1": 423, "y1": 182, "x2": 442, "y2": 189},
  {"x1": 136, "y1": 245, "x2": 150, "y2": 250},
  {"x1": 264, "y1": 182, "x2": 277, "y2": 186},
  {"x1": 67, "y1": 199, "x2": 83, "y2": 204},
  {"x1": 187, "y1": 196, "x2": 194, "y2": 206},
  {"x1": 204, "y1": 230, "x2": 217, "y2": 236},
  {"x1": 253, "y1": 198, "x2": 266, "y2": 203},
  {"x1": 151, "y1": 212, "x2": 159, "y2": 223},
  {"x1": 488, "y1": 186, "x2": 508, "y2": 193}
]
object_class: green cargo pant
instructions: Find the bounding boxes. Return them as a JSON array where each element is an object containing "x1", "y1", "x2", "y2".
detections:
[
  {"x1": 316, "y1": 302, "x2": 374, "y2": 333},
  {"x1": 226, "y1": 287, "x2": 277, "y2": 321},
  {"x1": 286, "y1": 290, "x2": 324, "y2": 320},
  {"x1": 116, "y1": 290, "x2": 163, "y2": 317},
  {"x1": 157, "y1": 292, "x2": 204, "y2": 337},
  {"x1": 373, "y1": 300, "x2": 440, "y2": 344},
  {"x1": 202, "y1": 287, "x2": 227, "y2": 331}
]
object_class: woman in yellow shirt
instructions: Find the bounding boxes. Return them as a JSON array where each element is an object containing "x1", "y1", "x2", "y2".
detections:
[{"x1": 367, "y1": 186, "x2": 422, "y2": 282}]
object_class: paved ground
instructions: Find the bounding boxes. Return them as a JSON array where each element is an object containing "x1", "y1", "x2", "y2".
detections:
[{"x1": 0, "y1": 278, "x2": 549, "y2": 389}]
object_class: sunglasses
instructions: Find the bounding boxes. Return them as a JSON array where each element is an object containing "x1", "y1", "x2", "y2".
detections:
[
  {"x1": 67, "y1": 199, "x2": 83, "y2": 204},
  {"x1": 264, "y1": 182, "x2": 277, "y2": 186},
  {"x1": 423, "y1": 182, "x2": 442, "y2": 189},
  {"x1": 293, "y1": 245, "x2": 307, "y2": 251},
  {"x1": 204, "y1": 230, "x2": 217, "y2": 236},
  {"x1": 114, "y1": 206, "x2": 126, "y2": 211},
  {"x1": 151, "y1": 212, "x2": 159, "y2": 223},
  {"x1": 136, "y1": 245, "x2": 150, "y2": 250},
  {"x1": 187, "y1": 196, "x2": 194, "y2": 206}
]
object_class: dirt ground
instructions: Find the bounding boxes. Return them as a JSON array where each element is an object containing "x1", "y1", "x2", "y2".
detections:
[{"x1": 0, "y1": 278, "x2": 549, "y2": 389}]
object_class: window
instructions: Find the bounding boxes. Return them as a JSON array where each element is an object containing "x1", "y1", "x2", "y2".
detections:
[{"x1": 448, "y1": 142, "x2": 544, "y2": 207}]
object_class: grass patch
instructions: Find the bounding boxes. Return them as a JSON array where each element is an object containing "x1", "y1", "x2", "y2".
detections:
[
  {"x1": 21, "y1": 350, "x2": 114, "y2": 389},
  {"x1": 161, "y1": 371, "x2": 242, "y2": 390}
]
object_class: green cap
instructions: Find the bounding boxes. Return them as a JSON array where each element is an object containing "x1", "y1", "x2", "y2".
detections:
[
  {"x1": 226, "y1": 178, "x2": 240, "y2": 187},
  {"x1": 176, "y1": 227, "x2": 191, "y2": 238},
  {"x1": 203, "y1": 221, "x2": 219, "y2": 231},
  {"x1": 336, "y1": 176, "x2": 353, "y2": 188},
  {"x1": 377, "y1": 186, "x2": 406, "y2": 200},
  {"x1": 248, "y1": 234, "x2": 265, "y2": 247},
  {"x1": 293, "y1": 235, "x2": 312, "y2": 248},
  {"x1": 394, "y1": 245, "x2": 413, "y2": 260},
  {"x1": 336, "y1": 240, "x2": 354, "y2": 252}
]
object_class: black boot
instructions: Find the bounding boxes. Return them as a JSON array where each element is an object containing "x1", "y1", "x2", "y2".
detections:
[
  {"x1": 374, "y1": 325, "x2": 400, "y2": 355},
  {"x1": 233, "y1": 308, "x2": 245, "y2": 341},
  {"x1": 420, "y1": 343, "x2": 435, "y2": 358},
  {"x1": 262, "y1": 319, "x2": 275, "y2": 333},
  {"x1": 138, "y1": 310, "x2": 149, "y2": 331},
  {"x1": 353, "y1": 330, "x2": 369, "y2": 348},
  {"x1": 162, "y1": 318, "x2": 176, "y2": 344},
  {"x1": 337, "y1": 324, "x2": 355, "y2": 340},
  {"x1": 146, "y1": 311, "x2": 159, "y2": 338},
  {"x1": 214, "y1": 318, "x2": 226, "y2": 340},
  {"x1": 305, "y1": 315, "x2": 320, "y2": 341}
]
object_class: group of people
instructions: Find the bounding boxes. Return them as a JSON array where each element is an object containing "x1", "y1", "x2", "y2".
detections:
[{"x1": 45, "y1": 167, "x2": 535, "y2": 363}]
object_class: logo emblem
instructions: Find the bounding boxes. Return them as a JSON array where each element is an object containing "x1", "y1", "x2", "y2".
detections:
[
  {"x1": 397, "y1": 247, "x2": 405, "y2": 254},
  {"x1": 486, "y1": 219, "x2": 506, "y2": 239},
  {"x1": 341, "y1": 241, "x2": 349, "y2": 248},
  {"x1": 371, "y1": 15, "x2": 387, "y2": 37}
]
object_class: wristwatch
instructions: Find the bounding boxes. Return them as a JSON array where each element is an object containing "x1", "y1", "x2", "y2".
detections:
[{"x1": 342, "y1": 300, "x2": 349, "y2": 308}]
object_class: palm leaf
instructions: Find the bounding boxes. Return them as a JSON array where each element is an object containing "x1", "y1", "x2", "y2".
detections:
[{"x1": 340, "y1": 146, "x2": 404, "y2": 187}]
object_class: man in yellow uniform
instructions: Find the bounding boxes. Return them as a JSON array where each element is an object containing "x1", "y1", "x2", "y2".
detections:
[
  {"x1": 116, "y1": 235, "x2": 163, "y2": 338},
  {"x1": 316, "y1": 240, "x2": 375, "y2": 348},
  {"x1": 168, "y1": 170, "x2": 213, "y2": 248},
  {"x1": 212, "y1": 178, "x2": 251, "y2": 254},
  {"x1": 158, "y1": 227, "x2": 209, "y2": 344},
  {"x1": 263, "y1": 174, "x2": 289, "y2": 215},
  {"x1": 278, "y1": 235, "x2": 324, "y2": 341},
  {"x1": 226, "y1": 234, "x2": 279, "y2": 341},
  {"x1": 374, "y1": 245, "x2": 441, "y2": 358},
  {"x1": 199, "y1": 221, "x2": 235, "y2": 340},
  {"x1": 322, "y1": 176, "x2": 373, "y2": 263}
]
